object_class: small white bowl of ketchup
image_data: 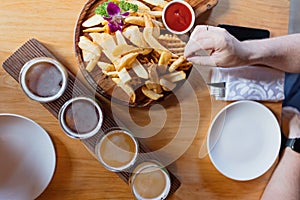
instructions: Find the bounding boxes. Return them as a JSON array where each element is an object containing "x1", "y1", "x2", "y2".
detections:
[{"x1": 162, "y1": 0, "x2": 195, "y2": 34}]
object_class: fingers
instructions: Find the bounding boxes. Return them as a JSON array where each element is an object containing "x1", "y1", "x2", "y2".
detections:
[
  {"x1": 189, "y1": 25, "x2": 208, "y2": 38},
  {"x1": 184, "y1": 25, "x2": 225, "y2": 58},
  {"x1": 185, "y1": 26, "x2": 209, "y2": 58},
  {"x1": 184, "y1": 25, "x2": 230, "y2": 66},
  {"x1": 190, "y1": 25, "x2": 223, "y2": 38},
  {"x1": 187, "y1": 56, "x2": 217, "y2": 66},
  {"x1": 184, "y1": 39, "x2": 199, "y2": 58},
  {"x1": 184, "y1": 32, "x2": 218, "y2": 58}
]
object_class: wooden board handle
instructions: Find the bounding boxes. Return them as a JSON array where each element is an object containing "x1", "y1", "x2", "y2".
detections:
[{"x1": 187, "y1": 0, "x2": 219, "y2": 17}]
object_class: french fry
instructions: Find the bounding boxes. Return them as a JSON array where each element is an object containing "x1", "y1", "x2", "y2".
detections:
[
  {"x1": 78, "y1": 36, "x2": 101, "y2": 57},
  {"x1": 152, "y1": 6, "x2": 163, "y2": 11},
  {"x1": 146, "y1": 10, "x2": 163, "y2": 18},
  {"x1": 103, "y1": 71, "x2": 119, "y2": 78},
  {"x1": 158, "y1": 34, "x2": 186, "y2": 45},
  {"x1": 90, "y1": 33, "x2": 116, "y2": 53},
  {"x1": 118, "y1": 68, "x2": 132, "y2": 84},
  {"x1": 123, "y1": 26, "x2": 148, "y2": 48},
  {"x1": 86, "y1": 55, "x2": 100, "y2": 72},
  {"x1": 158, "y1": 51, "x2": 172, "y2": 73},
  {"x1": 169, "y1": 48, "x2": 185, "y2": 56},
  {"x1": 125, "y1": 16, "x2": 162, "y2": 27},
  {"x1": 169, "y1": 58, "x2": 178, "y2": 62},
  {"x1": 158, "y1": 51, "x2": 172, "y2": 65},
  {"x1": 82, "y1": 50, "x2": 95, "y2": 62},
  {"x1": 142, "y1": 86, "x2": 163, "y2": 100},
  {"x1": 125, "y1": 16, "x2": 146, "y2": 26},
  {"x1": 115, "y1": 30, "x2": 127, "y2": 45},
  {"x1": 112, "y1": 44, "x2": 141, "y2": 57},
  {"x1": 139, "y1": 48, "x2": 153, "y2": 55},
  {"x1": 145, "y1": 80, "x2": 162, "y2": 94},
  {"x1": 150, "y1": 53, "x2": 159, "y2": 63},
  {"x1": 158, "y1": 34, "x2": 186, "y2": 56},
  {"x1": 148, "y1": 64, "x2": 159, "y2": 83},
  {"x1": 144, "y1": 13, "x2": 154, "y2": 27},
  {"x1": 90, "y1": 33, "x2": 117, "y2": 62},
  {"x1": 97, "y1": 61, "x2": 115, "y2": 72},
  {"x1": 102, "y1": 50, "x2": 117, "y2": 64},
  {"x1": 145, "y1": 80, "x2": 157, "y2": 90},
  {"x1": 162, "y1": 71, "x2": 186, "y2": 82},
  {"x1": 132, "y1": 60, "x2": 149, "y2": 79},
  {"x1": 177, "y1": 62, "x2": 193, "y2": 71},
  {"x1": 152, "y1": 20, "x2": 163, "y2": 27},
  {"x1": 152, "y1": 50, "x2": 161, "y2": 58},
  {"x1": 141, "y1": 0, "x2": 168, "y2": 8},
  {"x1": 160, "y1": 78, "x2": 176, "y2": 91},
  {"x1": 112, "y1": 78, "x2": 136, "y2": 102},
  {"x1": 169, "y1": 56, "x2": 186, "y2": 72},
  {"x1": 83, "y1": 27, "x2": 106, "y2": 33},
  {"x1": 153, "y1": 20, "x2": 160, "y2": 38},
  {"x1": 114, "y1": 52, "x2": 139, "y2": 71},
  {"x1": 82, "y1": 14, "x2": 105, "y2": 27},
  {"x1": 143, "y1": 14, "x2": 170, "y2": 53},
  {"x1": 139, "y1": 57, "x2": 149, "y2": 64},
  {"x1": 143, "y1": 28, "x2": 169, "y2": 53}
]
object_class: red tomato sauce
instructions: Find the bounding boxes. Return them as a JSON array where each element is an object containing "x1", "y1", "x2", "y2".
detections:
[{"x1": 164, "y1": 2, "x2": 192, "y2": 32}]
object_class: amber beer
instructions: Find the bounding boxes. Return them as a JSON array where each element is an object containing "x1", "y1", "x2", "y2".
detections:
[
  {"x1": 95, "y1": 129, "x2": 138, "y2": 172},
  {"x1": 130, "y1": 161, "x2": 171, "y2": 200}
]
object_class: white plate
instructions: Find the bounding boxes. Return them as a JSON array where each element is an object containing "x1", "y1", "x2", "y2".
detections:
[
  {"x1": 207, "y1": 101, "x2": 281, "y2": 181},
  {"x1": 0, "y1": 114, "x2": 56, "y2": 200}
]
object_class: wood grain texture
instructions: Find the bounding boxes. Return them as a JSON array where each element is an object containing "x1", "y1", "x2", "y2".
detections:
[
  {"x1": 196, "y1": 0, "x2": 289, "y2": 37},
  {"x1": 189, "y1": 0, "x2": 218, "y2": 17},
  {"x1": 0, "y1": 0, "x2": 287, "y2": 199}
]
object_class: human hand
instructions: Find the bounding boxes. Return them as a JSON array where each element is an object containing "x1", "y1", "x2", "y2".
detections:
[
  {"x1": 282, "y1": 107, "x2": 300, "y2": 139},
  {"x1": 184, "y1": 25, "x2": 250, "y2": 67}
]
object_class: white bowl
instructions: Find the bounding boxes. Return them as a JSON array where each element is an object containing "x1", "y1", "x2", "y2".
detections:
[
  {"x1": 19, "y1": 57, "x2": 68, "y2": 103},
  {"x1": 95, "y1": 128, "x2": 139, "y2": 172},
  {"x1": 0, "y1": 114, "x2": 56, "y2": 200},
  {"x1": 207, "y1": 101, "x2": 281, "y2": 181},
  {"x1": 162, "y1": 0, "x2": 195, "y2": 35},
  {"x1": 58, "y1": 96, "x2": 103, "y2": 139},
  {"x1": 129, "y1": 161, "x2": 171, "y2": 200}
]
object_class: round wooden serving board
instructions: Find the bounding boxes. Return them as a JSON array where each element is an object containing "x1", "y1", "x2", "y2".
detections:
[{"x1": 74, "y1": 0, "x2": 218, "y2": 107}]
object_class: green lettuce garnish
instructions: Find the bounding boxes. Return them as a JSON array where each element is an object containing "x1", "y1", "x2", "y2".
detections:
[
  {"x1": 95, "y1": 1, "x2": 111, "y2": 18},
  {"x1": 119, "y1": 0, "x2": 138, "y2": 12},
  {"x1": 95, "y1": 0, "x2": 138, "y2": 17}
]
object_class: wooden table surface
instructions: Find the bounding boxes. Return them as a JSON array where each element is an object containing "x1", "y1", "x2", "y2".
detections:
[{"x1": 0, "y1": 0, "x2": 288, "y2": 199}]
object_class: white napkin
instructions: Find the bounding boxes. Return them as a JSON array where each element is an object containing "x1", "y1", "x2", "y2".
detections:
[{"x1": 210, "y1": 66, "x2": 285, "y2": 101}]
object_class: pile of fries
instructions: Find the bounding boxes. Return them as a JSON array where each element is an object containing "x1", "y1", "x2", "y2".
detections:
[{"x1": 78, "y1": 0, "x2": 193, "y2": 103}]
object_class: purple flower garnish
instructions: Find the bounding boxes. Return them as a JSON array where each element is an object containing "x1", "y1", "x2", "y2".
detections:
[{"x1": 104, "y1": 2, "x2": 129, "y2": 33}]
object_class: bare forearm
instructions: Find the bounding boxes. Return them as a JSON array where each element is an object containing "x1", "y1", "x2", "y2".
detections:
[
  {"x1": 242, "y1": 34, "x2": 300, "y2": 72},
  {"x1": 185, "y1": 26, "x2": 300, "y2": 71},
  {"x1": 261, "y1": 148, "x2": 300, "y2": 200}
]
